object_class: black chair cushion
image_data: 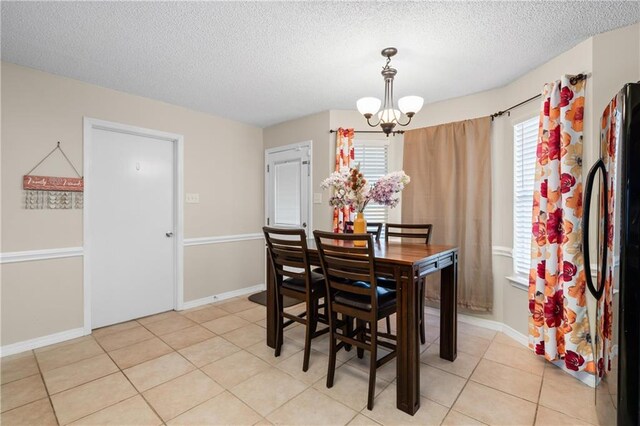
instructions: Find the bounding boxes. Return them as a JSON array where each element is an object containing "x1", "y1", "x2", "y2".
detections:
[
  {"x1": 334, "y1": 281, "x2": 396, "y2": 311},
  {"x1": 282, "y1": 271, "x2": 325, "y2": 292},
  {"x1": 376, "y1": 276, "x2": 397, "y2": 289}
]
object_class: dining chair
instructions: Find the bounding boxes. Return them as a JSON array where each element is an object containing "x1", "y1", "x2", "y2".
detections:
[
  {"x1": 314, "y1": 230, "x2": 396, "y2": 410},
  {"x1": 344, "y1": 221, "x2": 383, "y2": 241},
  {"x1": 383, "y1": 223, "x2": 433, "y2": 344},
  {"x1": 263, "y1": 226, "x2": 329, "y2": 371}
]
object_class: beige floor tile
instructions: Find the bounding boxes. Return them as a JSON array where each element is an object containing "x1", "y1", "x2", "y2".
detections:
[
  {"x1": 201, "y1": 350, "x2": 270, "y2": 388},
  {"x1": 493, "y1": 332, "x2": 526, "y2": 349},
  {"x1": 311, "y1": 334, "x2": 357, "y2": 363},
  {"x1": 457, "y1": 332, "x2": 492, "y2": 357},
  {"x1": 137, "y1": 310, "x2": 182, "y2": 325},
  {"x1": 35, "y1": 336, "x2": 95, "y2": 354},
  {"x1": 201, "y1": 315, "x2": 251, "y2": 334},
  {"x1": 363, "y1": 384, "x2": 449, "y2": 425},
  {"x1": 36, "y1": 339, "x2": 105, "y2": 372},
  {"x1": 91, "y1": 321, "x2": 139, "y2": 339},
  {"x1": 275, "y1": 349, "x2": 330, "y2": 385},
  {"x1": 453, "y1": 381, "x2": 537, "y2": 426},
  {"x1": 93, "y1": 325, "x2": 154, "y2": 352},
  {"x1": 143, "y1": 370, "x2": 224, "y2": 421},
  {"x1": 483, "y1": 340, "x2": 545, "y2": 376},
  {"x1": 231, "y1": 368, "x2": 307, "y2": 416},
  {"x1": 235, "y1": 306, "x2": 267, "y2": 323},
  {"x1": 441, "y1": 410, "x2": 487, "y2": 425},
  {"x1": 534, "y1": 406, "x2": 593, "y2": 425},
  {"x1": 167, "y1": 391, "x2": 262, "y2": 425},
  {"x1": 43, "y1": 353, "x2": 119, "y2": 394},
  {"x1": 470, "y1": 358, "x2": 542, "y2": 402},
  {"x1": 69, "y1": 395, "x2": 161, "y2": 425},
  {"x1": 1, "y1": 352, "x2": 39, "y2": 385},
  {"x1": 181, "y1": 306, "x2": 229, "y2": 323},
  {"x1": 420, "y1": 344, "x2": 481, "y2": 378},
  {"x1": 539, "y1": 365, "x2": 615, "y2": 425},
  {"x1": 246, "y1": 339, "x2": 304, "y2": 365},
  {"x1": 312, "y1": 364, "x2": 390, "y2": 411},
  {"x1": 123, "y1": 352, "x2": 195, "y2": 392},
  {"x1": 108, "y1": 337, "x2": 173, "y2": 369},
  {"x1": 223, "y1": 323, "x2": 266, "y2": 348},
  {"x1": 419, "y1": 364, "x2": 467, "y2": 407},
  {"x1": 0, "y1": 374, "x2": 48, "y2": 412},
  {"x1": 457, "y1": 322, "x2": 498, "y2": 340},
  {"x1": 217, "y1": 298, "x2": 258, "y2": 314},
  {"x1": 159, "y1": 325, "x2": 215, "y2": 350},
  {"x1": 282, "y1": 324, "x2": 308, "y2": 344},
  {"x1": 143, "y1": 315, "x2": 197, "y2": 336},
  {"x1": 0, "y1": 398, "x2": 58, "y2": 426},
  {"x1": 267, "y1": 387, "x2": 357, "y2": 425},
  {"x1": 50, "y1": 372, "x2": 137, "y2": 425},
  {"x1": 347, "y1": 413, "x2": 381, "y2": 425},
  {"x1": 424, "y1": 326, "x2": 441, "y2": 344},
  {"x1": 254, "y1": 317, "x2": 267, "y2": 328},
  {"x1": 179, "y1": 336, "x2": 241, "y2": 367},
  {"x1": 345, "y1": 350, "x2": 397, "y2": 383}
]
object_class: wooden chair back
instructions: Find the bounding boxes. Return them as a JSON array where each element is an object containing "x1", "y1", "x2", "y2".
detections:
[
  {"x1": 313, "y1": 231, "x2": 378, "y2": 311},
  {"x1": 263, "y1": 227, "x2": 311, "y2": 290},
  {"x1": 384, "y1": 223, "x2": 433, "y2": 244},
  {"x1": 345, "y1": 221, "x2": 383, "y2": 241}
]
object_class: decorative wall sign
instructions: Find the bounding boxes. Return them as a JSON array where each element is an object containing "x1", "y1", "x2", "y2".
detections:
[{"x1": 23, "y1": 142, "x2": 84, "y2": 210}]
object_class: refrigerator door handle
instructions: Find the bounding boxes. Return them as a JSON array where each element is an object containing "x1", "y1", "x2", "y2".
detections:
[{"x1": 582, "y1": 158, "x2": 609, "y2": 301}]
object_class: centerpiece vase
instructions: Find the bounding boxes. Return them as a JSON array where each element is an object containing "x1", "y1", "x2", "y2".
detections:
[{"x1": 353, "y1": 212, "x2": 367, "y2": 247}]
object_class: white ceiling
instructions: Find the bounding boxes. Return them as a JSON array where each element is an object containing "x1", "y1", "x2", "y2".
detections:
[{"x1": 2, "y1": 1, "x2": 639, "y2": 128}]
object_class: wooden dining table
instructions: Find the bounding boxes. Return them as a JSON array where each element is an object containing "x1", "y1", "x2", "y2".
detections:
[{"x1": 265, "y1": 239, "x2": 459, "y2": 415}]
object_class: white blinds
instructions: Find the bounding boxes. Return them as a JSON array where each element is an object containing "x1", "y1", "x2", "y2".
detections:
[
  {"x1": 513, "y1": 117, "x2": 539, "y2": 276},
  {"x1": 354, "y1": 141, "x2": 389, "y2": 224}
]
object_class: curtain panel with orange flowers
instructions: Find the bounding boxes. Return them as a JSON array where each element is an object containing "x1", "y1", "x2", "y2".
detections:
[
  {"x1": 528, "y1": 76, "x2": 594, "y2": 380},
  {"x1": 332, "y1": 128, "x2": 354, "y2": 233}
]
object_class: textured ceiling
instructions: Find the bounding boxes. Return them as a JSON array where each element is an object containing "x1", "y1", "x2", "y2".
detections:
[{"x1": 2, "y1": 1, "x2": 639, "y2": 127}]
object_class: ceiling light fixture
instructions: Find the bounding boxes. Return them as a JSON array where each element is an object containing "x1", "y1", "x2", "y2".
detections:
[{"x1": 357, "y1": 47, "x2": 424, "y2": 136}]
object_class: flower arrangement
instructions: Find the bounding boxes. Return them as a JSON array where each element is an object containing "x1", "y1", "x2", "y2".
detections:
[{"x1": 321, "y1": 165, "x2": 410, "y2": 212}]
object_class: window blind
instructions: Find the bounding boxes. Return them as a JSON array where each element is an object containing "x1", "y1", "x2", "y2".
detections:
[
  {"x1": 513, "y1": 117, "x2": 539, "y2": 277},
  {"x1": 354, "y1": 141, "x2": 389, "y2": 224}
]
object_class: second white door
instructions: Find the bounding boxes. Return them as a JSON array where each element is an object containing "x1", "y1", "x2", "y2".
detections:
[{"x1": 88, "y1": 124, "x2": 176, "y2": 329}]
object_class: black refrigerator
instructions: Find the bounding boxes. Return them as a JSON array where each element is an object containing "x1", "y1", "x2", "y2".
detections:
[{"x1": 583, "y1": 83, "x2": 640, "y2": 426}]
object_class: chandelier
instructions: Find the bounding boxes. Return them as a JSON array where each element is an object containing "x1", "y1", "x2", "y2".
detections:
[{"x1": 356, "y1": 47, "x2": 424, "y2": 136}]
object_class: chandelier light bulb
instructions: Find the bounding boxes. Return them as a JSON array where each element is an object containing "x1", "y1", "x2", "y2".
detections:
[
  {"x1": 398, "y1": 96, "x2": 424, "y2": 117},
  {"x1": 357, "y1": 97, "x2": 382, "y2": 118},
  {"x1": 377, "y1": 108, "x2": 402, "y2": 123}
]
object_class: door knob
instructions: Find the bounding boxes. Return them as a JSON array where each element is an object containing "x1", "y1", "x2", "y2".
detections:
[{"x1": 166, "y1": 232, "x2": 173, "y2": 237}]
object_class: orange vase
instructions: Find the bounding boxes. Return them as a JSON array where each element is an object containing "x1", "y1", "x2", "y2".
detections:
[{"x1": 353, "y1": 212, "x2": 367, "y2": 247}]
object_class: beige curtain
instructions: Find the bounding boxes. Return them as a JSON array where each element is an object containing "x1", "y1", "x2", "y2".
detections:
[{"x1": 402, "y1": 116, "x2": 493, "y2": 311}]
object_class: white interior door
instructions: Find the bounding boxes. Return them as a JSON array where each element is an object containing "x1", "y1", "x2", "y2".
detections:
[
  {"x1": 88, "y1": 126, "x2": 176, "y2": 328},
  {"x1": 266, "y1": 143, "x2": 311, "y2": 230}
]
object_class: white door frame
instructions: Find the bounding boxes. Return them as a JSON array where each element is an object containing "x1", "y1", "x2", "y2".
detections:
[
  {"x1": 83, "y1": 117, "x2": 184, "y2": 334},
  {"x1": 264, "y1": 141, "x2": 313, "y2": 232}
]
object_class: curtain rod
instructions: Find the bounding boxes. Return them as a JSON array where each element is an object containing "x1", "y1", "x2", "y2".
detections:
[
  {"x1": 329, "y1": 129, "x2": 405, "y2": 135},
  {"x1": 490, "y1": 73, "x2": 590, "y2": 120}
]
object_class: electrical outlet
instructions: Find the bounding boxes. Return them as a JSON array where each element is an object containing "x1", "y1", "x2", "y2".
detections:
[
  {"x1": 186, "y1": 193, "x2": 200, "y2": 203},
  {"x1": 313, "y1": 193, "x2": 323, "y2": 204}
]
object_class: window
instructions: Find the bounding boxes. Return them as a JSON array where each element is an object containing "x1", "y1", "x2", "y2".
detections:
[
  {"x1": 354, "y1": 140, "x2": 389, "y2": 224},
  {"x1": 513, "y1": 117, "x2": 538, "y2": 279}
]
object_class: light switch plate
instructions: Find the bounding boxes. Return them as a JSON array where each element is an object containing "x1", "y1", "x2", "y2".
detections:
[
  {"x1": 313, "y1": 193, "x2": 323, "y2": 204},
  {"x1": 186, "y1": 193, "x2": 200, "y2": 203}
]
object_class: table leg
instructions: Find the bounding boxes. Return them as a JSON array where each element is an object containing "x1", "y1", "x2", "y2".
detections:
[
  {"x1": 440, "y1": 252, "x2": 458, "y2": 361},
  {"x1": 266, "y1": 251, "x2": 277, "y2": 348},
  {"x1": 395, "y1": 266, "x2": 420, "y2": 415}
]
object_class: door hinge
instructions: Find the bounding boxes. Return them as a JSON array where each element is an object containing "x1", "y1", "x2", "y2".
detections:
[
  {"x1": 267, "y1": 217, "x2": 270, "y2": 225},
  {"x1": 303, "y1": 160, "x2": 310, "y2": 176},
  {"x1": 267, "y1": 165, "x2": 270, "y2": 172}
]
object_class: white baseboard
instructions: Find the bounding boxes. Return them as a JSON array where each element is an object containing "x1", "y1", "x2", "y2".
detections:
[
  {"x1": 180, "y1": 283, "x2": 266, "y2": 311},
  {"x1": 0, "y1": 327, "x2": 87, "y2": 358},
  {"x1": 425, "y1": 307, "x2": 529, "y2": 347}
]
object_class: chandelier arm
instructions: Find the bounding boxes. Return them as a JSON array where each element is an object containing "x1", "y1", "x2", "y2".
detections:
[
  {"x1": 395, "y1": 114, "x2": 412, "y2": 127},
  {"x1": 366, "y1": 115, "x2": 381, "y2": 127}
]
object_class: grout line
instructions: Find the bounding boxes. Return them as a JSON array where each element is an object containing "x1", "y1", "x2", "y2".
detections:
[{"x1": 29, "y1": 349, "x2": 62, "y2": 426}]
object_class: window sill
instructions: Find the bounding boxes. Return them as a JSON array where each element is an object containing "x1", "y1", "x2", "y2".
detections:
[{"x1": 506, "y1": 275, "x2": 528, "y2": 291}]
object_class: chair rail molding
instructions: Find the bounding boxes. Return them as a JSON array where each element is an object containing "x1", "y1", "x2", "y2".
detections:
[
  {"x1": 0, "y1": 247, "x2": 84, "y2": 264},
  {"x1": 492, "y1": 246, "x2": 513, "y2": 258},
  {"x1": 183, "y1": 232, "x2": 264, "y2": 247}
]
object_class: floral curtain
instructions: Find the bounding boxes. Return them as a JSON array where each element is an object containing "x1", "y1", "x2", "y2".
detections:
[
  {"x1": 597, "y1": 94, "x2": 619, "y2": 377},
  {"x1": 528, "y1": 76, "x2": 594, "y2": 379},
  {"x1": 332, "y1": 128, "x2": 354, "y2": 233}
]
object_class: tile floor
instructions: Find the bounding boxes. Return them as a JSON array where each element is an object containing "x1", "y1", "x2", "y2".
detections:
[{"x1": 0, "y1": 295, "x2": 616, "y2": 425}]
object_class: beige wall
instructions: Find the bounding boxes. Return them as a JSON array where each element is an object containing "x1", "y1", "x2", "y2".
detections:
[{"x1": 1, "y1": 62, "x2": 265, "y2": 346}]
